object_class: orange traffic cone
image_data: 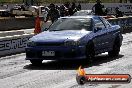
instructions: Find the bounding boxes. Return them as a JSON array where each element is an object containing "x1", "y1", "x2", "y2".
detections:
[{"x1": 34, "y1": 16, "x2": 41, "y2": 34}]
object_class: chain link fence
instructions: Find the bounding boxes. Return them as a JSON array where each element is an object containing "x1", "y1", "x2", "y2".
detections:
[{"x1": 0, "y1": 0, "x2": 132, "y2": 4}]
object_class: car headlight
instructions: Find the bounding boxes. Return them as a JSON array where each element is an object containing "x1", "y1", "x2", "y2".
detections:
[
  {"x1": 27, "y1": 41, "x2": 36, "y2": 47},
  {"x1": 64, "y1": 40, "x2": 80, "y2": 46}
]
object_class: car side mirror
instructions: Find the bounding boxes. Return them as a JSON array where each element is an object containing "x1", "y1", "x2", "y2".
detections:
[{"x1": 94, "y1": 27, "x2": 102, "y2": 33}]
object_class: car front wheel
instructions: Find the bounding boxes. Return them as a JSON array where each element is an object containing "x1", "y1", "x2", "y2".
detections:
[
  {"x1": 85, "y1": 42, "x2": 95, "y2": 62},
  {"x1": 108, "y1": 37, "x2": 120, "y2": 57}
]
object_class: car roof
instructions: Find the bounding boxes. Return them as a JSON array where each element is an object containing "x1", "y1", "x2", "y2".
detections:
[
  {"x1": 76, "y1": 10, "x2": 92, "y2": 12},
  {"x1": 60, "y1": 15, "x2": 99, "y2": 19}
]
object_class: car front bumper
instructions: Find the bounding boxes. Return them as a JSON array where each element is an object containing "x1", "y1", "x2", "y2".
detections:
[{"x1": 25, "y1": 45, "x2": 86, "y2": 60}]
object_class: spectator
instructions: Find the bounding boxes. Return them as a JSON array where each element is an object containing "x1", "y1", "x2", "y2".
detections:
[
  {"x1": 77, "y1": 3, "x2": 81, "y2": 11},
  {"x1": 64, "y1": 2, "x2": 70, "y2": 9},
  {"x1": 71, "y1": 2, "x2": 77, "y2": 13},
  {"x1": 92, "y1": 0, "x2": 104, "y2": 16},
  {"x1": 55, "y1": 5, "x2": 60, "y2": 10},
  {"x1": 21, "y1": 5, "x2": 25, "y2": 11},
  {"x1": 64, "y1": 2, "x2": 70, "y2": 16},
  {"x1": 60, "y1": 5, "x2": 66, "y2": 17},
  {"x1": 68, "y1": 7, "x2": 74, "y2": 16},
  {"x1": 115, "y1": 7, "x2": 123, "y2": 18},
  {"x1": 71, "y1": 2, "x2": 76, "y2": 10},
  {"x1": 69, "y1": 2, "x2": 77, "y2": 16},
  {"x1": 43, "y1": 7, "x2": 49, "y2": 21},
  {"x1": 102, "y1": 7, "x2": 109, "y2": 16},
  {"x1": 45, "y1": 3, "x2": 60, "y2": 23},
  {"x1": 98, "y1": 5, "x2": 109, "y2": 16}
]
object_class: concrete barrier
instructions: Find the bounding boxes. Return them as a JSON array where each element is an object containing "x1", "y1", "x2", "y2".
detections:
[
  {"x1": 0, "y1": 30, "x2": 24, "y2": 37},
  {"x1": 0, "y1": 28, "x2": 34, "y2": 37},
  {"x1": 0, "y1": 17, "x2": 35, "y2": 31},
  {"x1": 0, "y1": 17, "x2": 45, "y2": 31},
  {"x1": 0, "y1": 33, "x2": 34, "y2": 56}
]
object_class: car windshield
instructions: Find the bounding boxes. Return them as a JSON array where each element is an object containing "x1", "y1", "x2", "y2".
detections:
[{"x1": 48, "y1": 18, "x2": 92, "y2": 31}]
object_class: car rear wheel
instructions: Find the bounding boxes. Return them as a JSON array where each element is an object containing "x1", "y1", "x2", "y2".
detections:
[
  {"x1": 30, "y1": 60, "x2": 42, "y2": 65},
  {"x1": 108, "y1": 37, "x2": 120, "y2": 57},
  {"x1": 85, "y1": 42, "x2": 95, "y2": 62}
]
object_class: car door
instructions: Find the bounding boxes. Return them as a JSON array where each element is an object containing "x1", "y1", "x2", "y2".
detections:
[
  {"x1": 100, "y1": 17, "x2": 115, "y2": 49},
  {"x1": 92, "y1": 17, "x2": 109, "y2": 53}
]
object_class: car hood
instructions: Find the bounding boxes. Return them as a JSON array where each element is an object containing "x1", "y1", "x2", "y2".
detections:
[{"x1": 30, "y1": 30, "x2": 91, "y2": 42}]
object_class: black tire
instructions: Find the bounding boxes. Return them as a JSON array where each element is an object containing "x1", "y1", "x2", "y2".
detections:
[
  {"x1": 30, "y1": 60, "x2": 42, "y2": 65},
  {"x1": 85, "y1": 42, "x2": 95, "y2": 62},
  {"x1": 108, "y1": 37, "x2": 120, "y2": 57}
]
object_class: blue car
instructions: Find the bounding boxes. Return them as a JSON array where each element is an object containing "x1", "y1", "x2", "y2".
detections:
[{"x1": 25, "y1": 16, "x2": 123, "y2": 65}]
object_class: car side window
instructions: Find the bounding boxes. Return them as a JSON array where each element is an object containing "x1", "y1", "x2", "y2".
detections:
[
  {"x1": 93, "y1": 17, "x2": 105, "y2": 29},
  {"x1": 100, "y1": 17, "x2": 111, "y2": 28}
]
